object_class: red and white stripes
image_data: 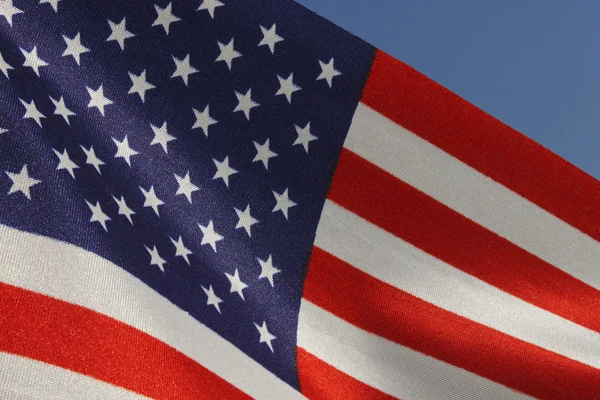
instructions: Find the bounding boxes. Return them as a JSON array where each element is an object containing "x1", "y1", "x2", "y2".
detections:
[{"x1": 296, "y1": 50, "x2": 600, "y2": 400}]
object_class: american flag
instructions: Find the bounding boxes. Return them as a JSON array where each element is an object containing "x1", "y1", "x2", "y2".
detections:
[{"x1": 0, "y1": 0, "x2": 598, "y2": 399}]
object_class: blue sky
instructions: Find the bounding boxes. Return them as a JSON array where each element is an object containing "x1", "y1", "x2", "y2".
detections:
[{"x1": 296, "y1": 1, "x2": 600, "y2": 179}]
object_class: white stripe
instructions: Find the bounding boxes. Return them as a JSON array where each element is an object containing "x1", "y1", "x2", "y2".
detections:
[
  {"x1": 0, "y1": 352, "x2": 148, "y2": 400},
  {"x1": 0, "y1": 225, "x2": 302, "y2": 400},
  {"x1": 345, "y1": 102, "x2": 600, "y2": 290},
  {"x1": 298, "y1": 300, "x2": 532, "y2": 400},
  {"x1": 316, "y1": 200, "x2": 600, "y2": 367}
]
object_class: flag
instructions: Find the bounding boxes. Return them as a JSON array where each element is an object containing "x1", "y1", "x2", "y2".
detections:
[{"x1": 0, "y1": 0, "x2": 598, "y2": 399}]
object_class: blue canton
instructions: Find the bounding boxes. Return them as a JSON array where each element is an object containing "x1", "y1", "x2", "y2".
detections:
[{"x1": 0, "y1": 0, "x2": 373, "y2": 387}]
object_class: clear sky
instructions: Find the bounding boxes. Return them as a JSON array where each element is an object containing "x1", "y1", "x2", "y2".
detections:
[{"x1": 296, "y1": 0, "x2": 600, "y2": 179}]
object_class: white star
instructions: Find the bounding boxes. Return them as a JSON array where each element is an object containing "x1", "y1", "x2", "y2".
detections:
[
  {"x1": 111, "y1": 194, "x2": 135, "y2": 225},
  {"x1": 0, "y1": 0, "x2": 22, "y2": 26},
  {"x1": 112, "y1": 136, "x2": 139, "y2": 166},
  {"x1": 140, "y1": 185, "x2": 164, "y2": 216},
  {"x1": 234, "y1": 205, "x2": 259, "y2": 237},
  {"x1": 294, "y1": 122, "x2": 317, "y2": 153},
  {"x1": 202, "y1": 285, "x2": 223, "y2": 313},
  {"x1": 107, "y1": 18, "x2": 135, "y2": 51},
  {"x1": 128, "y1": 70, "x2": 155, "y2": 102},
  {"x1": 21, "y1": 46, "x2": 48, "y2": 77},
  {"x1": 150, "y1": 121, "x2": 175, "y2": 154},
  {"x1": 212, "y1": 156, "x2": 238, "y2": 187},
  {"x1": 170, "y1": 235, "x2": 192, "y2": 265},
  {"x1": 225, "y1": 269, "x2": 248, "y2": 301},
  {"x1": 171, "y1": 54, "x2": 198, "y2": 86},
  {"x1": 252, "y1": 139, "x2": 277, "y2": 170},
  {"x1": 85, "y1": 200, "x2": 111, "y2": 232},
  {"x1": 0, "y1": 51, "x2": 14, "y2": 77},
  {"x1": 174, "y1": 171, "x2": 199, "y2": 204},
  {"x1": 62, "y1": 33, "x2": 89, "y2": 65},
  {"x1": 275, "y1": 73, "x2": 301, "y2": 104},
  {"x1": 272, "y1": 188, "x2": 296, "y2": 220},
  {"x1": 233, "y1": 88, "x2": 259, "y2": 120},
  {"x1": 0, "y1": 127, "x2": 7, "y2": 135},
  {"x1": 53, "y1": 148, "x2": 78, "y2": 179},
  {"x1": 197, "y1": 0, "x2": 223, "y2": 19},
  {"x1": 152, "y1": 2, "x2": 180, "y2": 35},
  {"x1": 19, "y1": 98, "x2": 46, "y2": 127},
  {"x1": 86, "y1": 85, "x2": 113, "y2": 116},
  {"x1": 145, "y1": 245, "x2": 166, "y2": 273},
  {"x1": 258, "y1": 24, "x2": 283, "y2": 54},
  {"x1": 80, "y1": 145, "x2": 105, "y2": 174},
  {"x1": 254, "y1": 321, "x2": 276, "y2": 352},
  {"x1": 257, "y1": 255, "x2": 281, "y2": 287},
  {"x1": 317, "y1": 58, "x2": 341, "y2": 88},
  {"x1": 5, "y1": 165, "x2": 40, "y2": 200},
  {"x1": 49, "y1": 95, "x2": 75, "y2": 125},
  {"x1": 192, "y1": 105, "x2": 217, "y2": 137},
  {"x1": 40, "y1": 0, "x2": 60, "y2": 12},
  {"x1": 198, "y1": 220, "x2": 223, "y2": 252},
  {"x1": 215, "y1": 39, "x2": 241, "y2": 70}
]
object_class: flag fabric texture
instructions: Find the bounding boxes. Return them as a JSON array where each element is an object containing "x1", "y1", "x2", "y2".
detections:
[{"x1": 0, "y1": 0, "x2": 598, "y2": 399}]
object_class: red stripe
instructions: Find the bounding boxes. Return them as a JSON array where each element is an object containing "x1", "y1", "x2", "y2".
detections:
[
  {"x1": 328, "y1": 148, "x2": 600, "y2": 332},
  {"x1": 297, "y1": 347, "x2": 395, "y2": 400},
  {"x1": 362, "y1": 50, "x2": 600, "y2": 245},
  {"x1": 0, "y1": 282, "x2": 249, "y2": 400},
  {"x1": 303, "y1": 247, "x2": 600, "y2": 400}
]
